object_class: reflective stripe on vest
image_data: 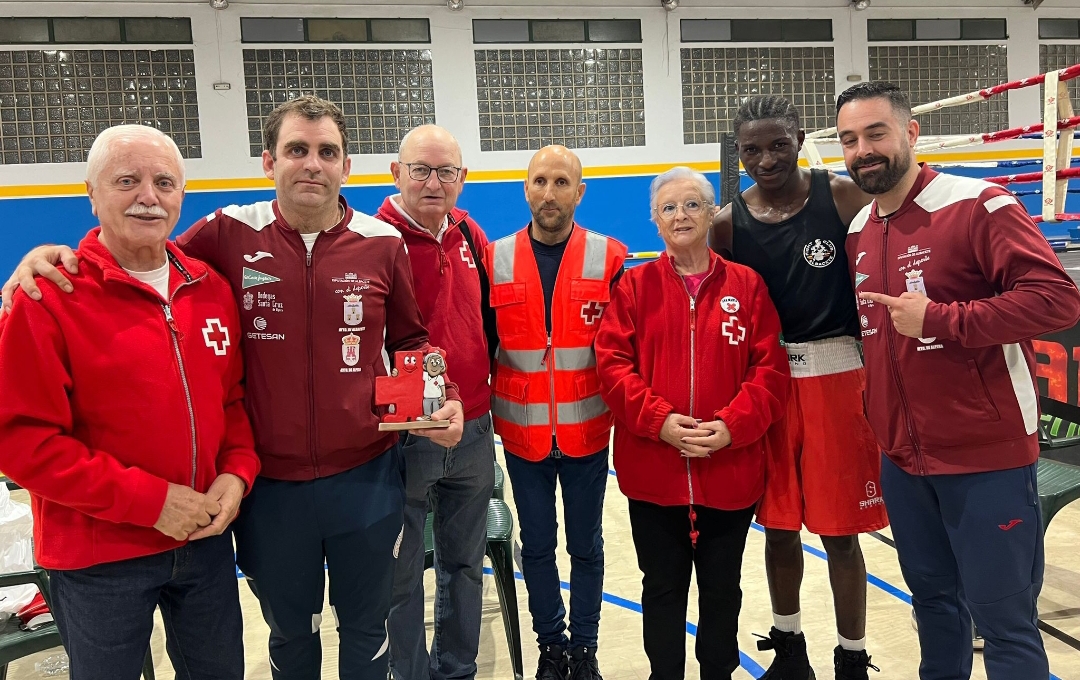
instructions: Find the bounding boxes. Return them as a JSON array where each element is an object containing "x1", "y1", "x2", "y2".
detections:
[
  {"x1": 582, "y1": 230, "x2": 608, "y2": 280},
  {"x1": 499, "y1": 347, "x2": 595, "y2": 373},
  {"x1": 491, "y1": 227, "x2": 609, "y2": 283},
  {"x1": 557, "y1": 395, "x2": 609, "y2": 424},
  {"x1": 492, "y1": 396, "x2": 550, "y2": 427},
  {"x1": 492, "y1": 237, "x2": 516, "y2": 284}
]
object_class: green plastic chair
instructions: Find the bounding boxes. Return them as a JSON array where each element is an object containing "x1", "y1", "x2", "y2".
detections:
[
  {"x1": 1037, "y1": 396, "x2": 1080, "y2": 529},
  {"x1": 0, "y1": 486, "x2": 155, "y2": 679},
  {"x1": 0, "y1": 568, "x2": 63, "y2": 680},
  {"x1": 424, "y1": 497, "x2": 522, "y2": 680},
  {"x1": 493, "y1": 460, "x2": 505, "y2": 500}
]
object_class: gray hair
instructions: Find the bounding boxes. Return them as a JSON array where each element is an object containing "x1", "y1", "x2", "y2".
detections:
[
  {"x1": 86, "y1": 124, "x2": 186, "y2": 188},
  {"x1": 649, "y1": 166, "x2": 715, "y2": 215}
]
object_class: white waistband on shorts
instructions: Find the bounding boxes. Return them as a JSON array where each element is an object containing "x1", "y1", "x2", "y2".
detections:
[{"x1": 783, "y1": 336, "x2": 863, "y2": 378}]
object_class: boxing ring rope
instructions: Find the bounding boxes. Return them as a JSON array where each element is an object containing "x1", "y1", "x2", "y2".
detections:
[
  {"x1": 799, "y1": 62, "x2": 1079, "y2": 225},
  {"x1": 624, "y1": 65, "x2": 1080, "y2": 260}
]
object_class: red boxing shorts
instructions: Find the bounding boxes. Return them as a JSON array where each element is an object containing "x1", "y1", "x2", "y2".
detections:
[{"x1": 756, "y1": 337, "x2": 889, "y2": 536}]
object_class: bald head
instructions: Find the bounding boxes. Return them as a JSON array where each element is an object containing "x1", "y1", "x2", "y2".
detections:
[
  {"x1": 524, "y1": 145, "x2": 586, "y2": 245},
  {"x1": 398, "y1": 124, "x2": 462, "y2": 166},
  {"x1": 527, "y1": 145, "x2": 582, "y2": 185},
  {"x1": 391, "y1": 124, "x2": 467, "y2": 235}
]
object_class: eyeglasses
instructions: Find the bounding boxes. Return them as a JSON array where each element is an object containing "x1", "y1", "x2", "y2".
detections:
[
  {"x1": 403, "y1": 163, "x2": 462, "y2": 183},
  {"x1": 655, "y1": 199, "x2": 711, "y2": 220}
]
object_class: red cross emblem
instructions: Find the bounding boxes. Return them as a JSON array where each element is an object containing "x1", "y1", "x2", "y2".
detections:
[
  {"x1": 202, "y1": 318, "x2": 230, "y2": 356},
  {"x1": 459, "y1": 242, "x2": 476, "y2": 269},
  {"x1": 580, "y1": 301, "x2": 605, "y2": 325},
  {"x1": 721, "y1": 316, "x2": 746, "y2": 345}
]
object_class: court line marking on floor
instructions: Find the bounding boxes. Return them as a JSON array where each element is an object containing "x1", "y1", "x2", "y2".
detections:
[
  {"x1": 605, "y1": 467, "x2": 1067, "y2": 680},
  {"x1": 479, "y1": 566, "x2": 767, "y2": 678}
]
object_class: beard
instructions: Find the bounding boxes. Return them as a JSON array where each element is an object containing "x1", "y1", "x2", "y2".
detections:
[
  {"x1": 531, "y1": 202, "x2": 574, "y2": 233},
  {"x1": 850, "y1": 151, "x2": 912, "y2": 195}
]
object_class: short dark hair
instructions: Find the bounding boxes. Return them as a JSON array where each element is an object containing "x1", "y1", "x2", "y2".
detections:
[
  {"x1": 263, "y1": 95, "x2": 349, "y2": 158},
  {"x1": 732, "y1": 95, "x2": 801, "y2": 137},
  {"x1": 836, "y1": 81, "x2": 912, "y2": 121}
]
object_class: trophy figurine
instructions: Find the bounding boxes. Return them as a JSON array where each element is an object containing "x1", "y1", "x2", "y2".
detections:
[{"x1": 375, "y1": 348, "x2": 453, "y2": 431}]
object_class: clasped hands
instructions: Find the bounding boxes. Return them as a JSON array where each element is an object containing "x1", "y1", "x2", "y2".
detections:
[{"x1": 659, "y1": 413, "x2": 732, "y2": 458}]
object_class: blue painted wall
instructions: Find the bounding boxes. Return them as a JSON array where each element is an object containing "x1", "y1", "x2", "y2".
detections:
[{"x1": 0, "y1": 167, "x2": 1074, "y2": 277}]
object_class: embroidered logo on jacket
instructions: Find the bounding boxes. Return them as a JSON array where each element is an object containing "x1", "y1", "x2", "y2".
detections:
[
  {"x1": 344, "y1": 294, "x2": 363, "y2": 326},
  {"x1": 722, "y1": 316, "x2": 746, "y2": 345},
  {"x1": 202, "y1": 319, "x2": 230, "y2": 356},
  {"x1": 242, "y1": 267, "x2": 281, "y2": 289}
]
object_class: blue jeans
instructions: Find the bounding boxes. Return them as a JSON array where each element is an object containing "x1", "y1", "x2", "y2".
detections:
[
  {"x1": 388, "y1": 414, "x2": 496, "y2": 680},
  {"x1": 881, "y1": 456, "x2": 1049, "y2": 680},
  {"x1": 50, "y1": 532, "x2": 243, "y2": 680},
  {"x1": 504, "y1": 446, "x2": 608, "y2": 650},
  {"x1": 234, "y1": 445, "x2": 405, "y2": 680}
]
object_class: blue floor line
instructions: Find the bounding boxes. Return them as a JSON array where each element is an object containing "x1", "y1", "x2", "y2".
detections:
[
  {"x1": 480, "y1": 566, "x2": 767, "y2": 678},
  {"x1": 608, "y1": 467, "x2": 1064, "y2": 680}
]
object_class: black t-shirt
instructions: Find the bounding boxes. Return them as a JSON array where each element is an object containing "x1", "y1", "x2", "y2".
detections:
[
  {"x1": 530, "y1": 231, "x2": 569, "y2": 333},
  {"x1": 730, "y1": 168, "x2": 860, "y2": 343}
]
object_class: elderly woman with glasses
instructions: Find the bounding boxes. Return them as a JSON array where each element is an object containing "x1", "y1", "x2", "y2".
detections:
[{"x1": 594, "y1": 166, "x2": 790, "y2": 680}]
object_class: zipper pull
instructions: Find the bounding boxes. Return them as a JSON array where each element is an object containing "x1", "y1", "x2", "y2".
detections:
[
  {"x1": 882, "y1": 217, "x2": 889, "y2": 234},
  {"x1": 541, "y1": 335, "x2": 552, "y2": 367},
  {"x1": 306, "y1": 250, "x2": 312, "y2": 267},
  {"x1": 162, "y1": 304, "x2": 179, "y2": 334},
  {"x1": 689, "y1": 297, "x2": 696, "y2": 331}
]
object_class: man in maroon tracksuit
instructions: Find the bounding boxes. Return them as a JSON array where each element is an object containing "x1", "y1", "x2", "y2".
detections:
[{"x1": 837, "y1": 81, "x2": 1080, "y2": 680}]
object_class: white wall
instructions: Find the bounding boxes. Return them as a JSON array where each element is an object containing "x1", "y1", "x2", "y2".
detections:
[{"x1": 2, "y1": 0, "x2": 1079, "y2": 189}]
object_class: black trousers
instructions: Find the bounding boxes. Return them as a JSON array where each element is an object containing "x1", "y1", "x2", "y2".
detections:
[{"x1": 628, "y1": 499, "x2": 755, "y2": 680}]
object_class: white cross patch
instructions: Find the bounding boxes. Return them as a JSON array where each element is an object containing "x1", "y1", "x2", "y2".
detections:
[
  {"x1": 459, "y1": 242, "x2": 477, "y2": 269},
  {"x1": 721, "y1": 316, "x2": 746, "y2": 346},
  {"x1": 580, "y1": 301, "x2": 605, "y2": 325},
  {"x1": 202, "y1": 318, "x2": 231, "y2": 356}
]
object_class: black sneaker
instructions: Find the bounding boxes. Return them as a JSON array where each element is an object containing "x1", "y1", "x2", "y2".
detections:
[
  {"x1": 536, "y1": 643, "x2": 569, "y2": 680},
  {"x1": 568, "y1": 646, "x2": 603, "y2": 680},
  {"x1": 833, "y1": 646, "x2": 879, "y2": 680},
  {"x1": 756, "y1": 628, "x2": 816, "y2": 680}
]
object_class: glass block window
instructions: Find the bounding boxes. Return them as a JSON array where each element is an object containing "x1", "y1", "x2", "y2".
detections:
[
  {"x1": 0, "y1": 49, "x2": 200, "y2": 165},
  {"x1": 1040, "y1": 44, "x2": 1080, "y2": 113},
  {"x1": 868, "y1": 45, "x2": 1008, "y2": 136},
  {"x1": 474, "y1": 48, "x2": 645, "y2": 152},
  {"x1": 680, "y1": 47, "x2": 834, "y2": 145},
  {"x1": 242, "y1": 48, "x2": 436, "y2": 156}
]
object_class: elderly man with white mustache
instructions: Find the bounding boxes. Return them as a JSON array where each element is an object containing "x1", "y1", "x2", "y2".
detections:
[{"x1": 0, "y1": 124, "x2": 260, "y2": 680}]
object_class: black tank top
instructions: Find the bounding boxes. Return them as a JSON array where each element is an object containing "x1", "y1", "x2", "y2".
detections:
[{"x1": 730, "y1": 169, "x2": 860, "y2": 343}]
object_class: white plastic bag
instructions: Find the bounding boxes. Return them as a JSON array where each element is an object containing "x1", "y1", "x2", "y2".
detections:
[{"x1": 0, "y1": 484, "x2": 37, "y2": 619}]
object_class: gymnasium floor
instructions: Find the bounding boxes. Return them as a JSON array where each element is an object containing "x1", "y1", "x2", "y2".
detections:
[{"x1": 7, "y1": 436, "x2": 1080, "y2": 679}]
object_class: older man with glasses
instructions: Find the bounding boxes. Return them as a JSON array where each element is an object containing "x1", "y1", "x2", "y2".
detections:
[{"x1": 374, "y1": 125, "x2": 500, "y2": 680}]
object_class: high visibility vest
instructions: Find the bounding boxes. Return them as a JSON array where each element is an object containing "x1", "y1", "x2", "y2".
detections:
[{"x1": 484, "y1": 225, "x2": 627, "y2": 461}]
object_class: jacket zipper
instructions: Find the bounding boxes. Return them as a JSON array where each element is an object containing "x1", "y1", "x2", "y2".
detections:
[
  {"x1": 686, "y1": 295, "x2": 696, "y2": 506},
  {"x1": 541, "y1": 237, "x2": 571, "y2": 452},
  {"x1": 880, "y1": 217, "x2": 925, "y2": 474},
  {"x1": 676, "y1": 258, "x2": 715, "y2": 508},
  {"x1": 543, "y1": 334, "x2": 556, "y2": 442},
  {"x1": 162, "y1": 303, "x2": 199, "y2": 488},
  {"x1": 306, "y1": 244, "x2": 319, "y2": 476}
]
